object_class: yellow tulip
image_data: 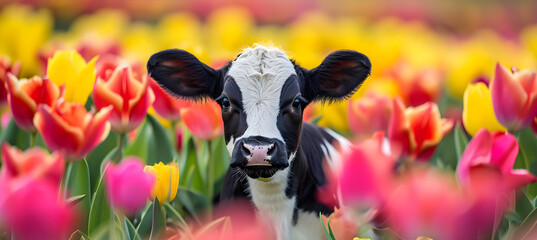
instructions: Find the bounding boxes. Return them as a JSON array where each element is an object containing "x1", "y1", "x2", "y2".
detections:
[
  {"x1": 144, "y1": 162, "x2": 179, "y2": 204},
  {"x1": 47, "y1": 50, "x2": 97, "y2": 105},
  {"x1": 462, "y1": 82, "x2": 506, "y2": 136}
]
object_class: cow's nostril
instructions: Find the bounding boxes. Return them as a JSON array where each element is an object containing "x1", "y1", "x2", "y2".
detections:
[
  {"x1": 242, "y1": 142, "x2": 252, "y2": 157},
  {"x1": 266, "y1": 144, "x2": 275, "y2": 156}
]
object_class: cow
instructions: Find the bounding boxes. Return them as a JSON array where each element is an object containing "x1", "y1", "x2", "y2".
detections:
[{"x1": 147, "y1": 45, "x2": 371, "y2": 240}]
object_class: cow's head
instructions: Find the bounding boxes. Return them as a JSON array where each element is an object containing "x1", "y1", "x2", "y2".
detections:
[{"x1": 148, "y1": 45, "x2": 370, "y2": 179}]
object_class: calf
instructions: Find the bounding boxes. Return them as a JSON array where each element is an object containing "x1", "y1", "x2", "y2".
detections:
[{"x1": 147, "y1": 45, "x2": 371, "y2": 240}]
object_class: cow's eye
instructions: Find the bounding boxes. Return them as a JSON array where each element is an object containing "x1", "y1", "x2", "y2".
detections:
[
  {"x1": 292, "y1": 98, "x2": 301, "y2": 110},
  {"x1": 221, "y1": 97, "x2": 231, "y2": 109}
]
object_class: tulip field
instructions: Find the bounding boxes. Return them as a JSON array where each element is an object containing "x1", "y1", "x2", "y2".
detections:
[{"x1": 2, "y1": 1, "x2": 537, "y2": 239}]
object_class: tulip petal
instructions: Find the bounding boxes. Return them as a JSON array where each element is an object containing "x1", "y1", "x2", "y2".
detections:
[
  {"x1": 5, "y1": 74, "x2": 38, "y2": 131},
  {"x1": 489, "y1": 132, "x2": 519, "y2": 175},
  {"x1": 505, "y1": 169, "x2": 537, "y2": 190},
  {"x1": 34, "y1": 104, "x2": 84, "y2": 157},
  {"x1": 388, "y1": 98, "x2": 415, "y2": 157},
  {"x1": 462, "y1": 82, "x2": 506, "y2": 136},
  {"x1": 490, "y1": 63, "x2": 527, "y2": 129},
  {"x1": 457, "y1": 129, "x2": 494, "y2": 182},
  {"x1": 78, "y1": 106, "x2": 112, "y2": 158},
  {"x1": 68, "y1": 56, "x2": 97, "y2": 104}
]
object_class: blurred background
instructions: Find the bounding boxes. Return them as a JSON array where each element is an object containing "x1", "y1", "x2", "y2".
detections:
[{"x1": 1, "y1": 0, "x2": 537, "y2": 132}]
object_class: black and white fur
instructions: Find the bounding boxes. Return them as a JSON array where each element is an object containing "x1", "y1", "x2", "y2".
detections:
[{"x1": 148, "y1": 45, "x2": 371, "y2": 240}]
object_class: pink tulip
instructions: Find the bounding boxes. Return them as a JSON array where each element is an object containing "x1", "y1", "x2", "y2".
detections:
[
  {"x1": 348, "y1": 94, "x2": 393, "y2": 138},
  {"x1": 457, "y1": 129, "x2": 537, "y2": 193},
  {"x1": 319, "y1": 132, "x2": 395, "y2": 208},
  {"x1": 490, "y1": 63, "x2": 537, "y2": 131},
  {"x1": 104, "y1": 157, "x2": 155, "y2": 215},
  {"x1": 0, "y1": 179, "x2": 74, "y2": 240}
]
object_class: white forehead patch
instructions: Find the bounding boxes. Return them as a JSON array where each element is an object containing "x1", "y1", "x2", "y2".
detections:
[{"x1": 227, "y1": 45, "x2": 297, "y2": 142}]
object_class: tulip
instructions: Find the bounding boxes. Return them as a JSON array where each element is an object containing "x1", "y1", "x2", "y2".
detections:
[
  {"x1": 348, "y1": 94, "x2": 393, "y2": 138},
  {"x1": 321, "y1": 207, "x2": 357, "y2": 240},
  {"x1": 463, "y1": 82, "x2": 507, "y2": 136},
  {"x1": 319, "y1": 132, "x2": 395, "y2": 208},
  {"x1": 388, "y1": 62, "x2": 443, "y2": 107},
  {"x1": 104, "y1": 157, "x2": 155, "y2": 215},
  {"x1": 457, "y1": 129, "x2": 537, "y2": 192},
  {"x1": 388, "y1": 98, "x2": 453, "y2": 161},
  {"x1": 180, "y1": 101, "x2": 224, "y2": 140},
  {"x1": 34, "y1": 99, "x2": 112, "y2": 160},
  {"x1": 93, "y1": 66, "x2": 155, "y2": 133},
  {"x1": 144, "y1": 162, "x2": 179, "y2": 204},
  {"x1": 0, "y1": 179, "x2": 75, "y2": 240},
  {"x1": 0, "y1": 143, "x2": 64, "y2": 206},
  {"x1": 0, "y1": 56, "x2": 21, "y2": 107},
  {"x1": 47, "y1": 50, "x2": 98, "y2": 105},
  {"x1": 490, "y1": 63, "x2": 537, "y2": 131},
  {"x1": 95, "y1": 55, "x2": 144, "y2": 82},
  {"x1": 4, "y1": 73, "x2": 60, "y2": 132},
  {"x1": 150, "y1": 77, "x2": 191, "y2": 121}
]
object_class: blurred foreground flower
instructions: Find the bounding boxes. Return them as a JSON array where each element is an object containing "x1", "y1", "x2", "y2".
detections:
[
  {"x1": 0, "y1": 56, "x2": 20, "y2": 107},
  {"x1": 0, "y1": 143, "x2": 63, "y2": 204},
  {"x1": 388, "y1": 99, "x2": 453, "y2": 161},
  {"x1": 47, "y1": 50, "x2": 97, "y2": 105},
  {"x1": 0, "y1": 179, "x2": 74, "y2": 240},
  {"x1": 144, "y1": 162, "x2": 179, "y2": 204},
  {"x1": 348, "y1": 95, "x2": 392, "y2": 138},
  {"x1": 463, "y1": 82, "x2": 506, "y2": 136},
  {"x1": 105, "y1": 157, "x2": 155, "y2": 216},
  {"x1": 150, "y1": 77, "x2": 191, "y2": 121},
  {"x1": 321, "y1": 207, "x2": 357, "y2": 240},
  {"x1": 458, "y1": 129, "x2": 537, "y2": 192},
  {"x1": 34, "y1": 99, "x2": 112, "y2": 160},
  {"x1": 93, "y1": 66, "x2": 155, "y2": 133},
  {"x1": 5, "y1": 74, "x2": 60, "y2": 131},
  {"x1": 181, "y1": 101, "x2": 224, "y2": 140},
  {"x1": 490, "y1": 63, "x2": 537, "y2": 131}
]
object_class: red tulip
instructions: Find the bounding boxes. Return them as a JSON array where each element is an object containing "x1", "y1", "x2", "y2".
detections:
[
  {"x1": 93, "y1": 66, "x2": 155, "y2": 133},
  {"x1": 5, "y1": 73, "x2": 60, "y2": 132},
  {"x1": 0, "y1": 57, "x2": 21, "y2": 107},
  {"x1": 348, "y1": 94, "x2": 393, "y2": 138},
  {"x1": 0, "y1": 179, "x2": 75, "y2": 240},
  {"x1": 388, "y1": 98, "x2": 453, "y2": 161},
  {"x1": 150, "y1": 77, "x2": 191, "y2": 121},
  {"x1": 95, "y1": 55, "x2": 143, "y2": 82},
  {"x1": 490, "y1": 63, "x2": 537, "y2": 131},
  {"x1": 388, "y1": 62, "x2": 443, "y2": 107},
  {"x1": 34, "y1": 99, "x2": 112, "y2": 160},
  {"x1": 457, "y1": 129, "x2": 537, "y2": 192},
  {"x1": 104, "y1": 157, "x2": 155, "y2": 215},
  {"x1": 180, "y1": 100, "x2": 224, "y2": 140}
]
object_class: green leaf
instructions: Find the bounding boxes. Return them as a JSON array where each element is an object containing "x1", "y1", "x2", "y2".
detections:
[
  {"x1": 125, "y1": 218, "x2": 140, "y2": 240},
  {"x1": 146, "y1": 114, "x2": 174, "y2": 165},
  {"x1": 86, "y1": 132, "x2": 118, "y2": 192},
  {"x1": 67, "y1": 194, "x2": 87, "y2": 207},
  {"x1": 135, "y1": 204, "x2": 153, "y2": 238},
  {"x1": 150, "y1": 199, "x2": 166, "y2": 240},
  {"x1": 514, "y1": 129, "x2": 537, "y2": 199},
  {"x1": 125, "y1": 115, "x2": 174, "y2": 165},
  {"x1": 454, "y1": 124, "x2": 469, "y2": 160},
  {"x1": 513, "y1": 206, "x2": 537, "y2": 239},
  {"x1": 88, "y1": 170, "x2": 112, "y2": 236},
  {"x1": 173, "y1": 187, "x2": 208, "y2": 222},
  {"x1": 0, "y1": 119, "x2": 29, "y2": 153},
  {"x1": 179, "y1": 131, "x2": 204, "y2": 193},
  {"x1": 210, "y1": 137, "x2": 230, "y2": 187},
  {"x1": 319, "y1": 212, "x2": 333, "y2": 240},
  {"x1": 327, "y1": 219, "x2": 336, "y2": 240},
  {"x1": 66, "y1": 159, "x2": 92, "y2": 232},
  {"x1": 517, "y1": 192, "x2": 535, "y2": 222},
  {"x1": 69, "y1": 230, "x2": 92, "y2": 240}
]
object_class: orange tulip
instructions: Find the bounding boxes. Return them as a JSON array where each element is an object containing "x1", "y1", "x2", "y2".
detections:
[
  {"x1": 150, "y1": 77, "x2": 191, "y2": 121},
  {"x1": 0, "y1": 56, "x2": 21, "y2": 107},
  {"x1": 93, "y1": 66, "x2": 155, "y2": 133},
  {"x1": 5, "y1": 73, "x2": 60, "y2": 132},
  {"x1": 34, "y1": 98, "x2": 112, "y2": 160},
  {"x1": 388, "y1": 98, "x2": 453, "y2": 161},
  {"x1": 388, "y1": 62, "x2": 443, "y2": 107},
  {"x1": 348, "y1": 94, "x2": 393, "y2": 138},
  {"x1": 180, "y1": 100, "x2": 223, "y2": 140}
]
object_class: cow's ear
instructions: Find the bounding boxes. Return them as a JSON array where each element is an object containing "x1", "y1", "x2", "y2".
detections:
[
  {"x1": 303, "y1": 50, "x2": 371, "y2": 102},
  {"x1": 147, "y1": 49, "x2": 225, "y2": 100}
]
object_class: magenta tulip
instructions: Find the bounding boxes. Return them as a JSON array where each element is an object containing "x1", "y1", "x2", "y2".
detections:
[{"x1": 104, "y1": 157, "x2": 155, "y2": 215}]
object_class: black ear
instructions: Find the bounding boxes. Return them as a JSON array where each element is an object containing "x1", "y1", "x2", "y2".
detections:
[
  {"x1": 304, "y1": 50, "x2": 371, "y2": 102},
  {"x1": 147, "y1": 49, "x2": 226, "y2": 100}
]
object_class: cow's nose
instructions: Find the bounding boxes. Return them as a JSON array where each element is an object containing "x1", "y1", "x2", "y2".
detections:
[{"x1": 242, "y1": 142, "x2": 274, "y2": 166}]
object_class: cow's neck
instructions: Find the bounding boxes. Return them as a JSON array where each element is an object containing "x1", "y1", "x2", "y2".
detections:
[{"x1": 247, "y1": 168, "x2": 295, "y2": 240}]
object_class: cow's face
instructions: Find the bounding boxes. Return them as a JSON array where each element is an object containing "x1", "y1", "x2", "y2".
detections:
[{"x1": 148, "y1": 45, "x2": 370, "y2": 179}]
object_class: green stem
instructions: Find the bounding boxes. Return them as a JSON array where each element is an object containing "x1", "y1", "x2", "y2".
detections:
[
  {"x1": 62, "y1": 161, "x2": 75, "y2": 200},
  {"x1": 29, "y1": 131, "x2": 37, "y2": 148},
  {"x1": 170, "y1": 121, "x2": 178, "y2": 153},
  {"x1": 113, "y1": 133, "x2": 127, "y2": 163},
  {"x1": 207, "y1": 140, "x2": 214, "y2": 215}
]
